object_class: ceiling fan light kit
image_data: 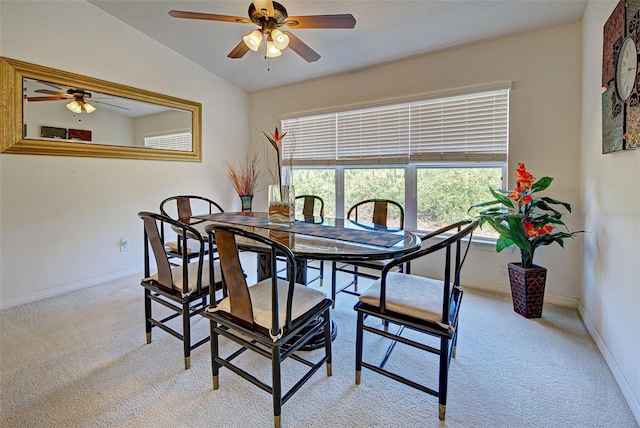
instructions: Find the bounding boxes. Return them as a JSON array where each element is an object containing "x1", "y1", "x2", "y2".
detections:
[
  {"x1": 270, "y1": 28, "x2": 289, "y2": 50},
  {"x1": 168, "y1": 1, "x2": 356, "y2": 63},
  {"x1": 66, "y1": 99, "x2": 96, "y2": 114},
  {"x1": 243, "y1": 29, "x2": 263, "y2": 51},
  {"x1": 82, "y1": 102, "x2": 96, "y2": 113},
  {"x1": 266, "y1": 37, "x2": 282, "y2": 57}
]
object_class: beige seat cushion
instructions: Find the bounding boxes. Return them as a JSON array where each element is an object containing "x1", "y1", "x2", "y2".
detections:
[
  {"x1": 164, "y1": 239, "x2": 203, "y2": 255},
  {"x1": 211, "y1": 278, "x2": 328, "y2": 340},
  {"x1": 359, "y1": 272, "x2": 453, "y2": 331},
  {"x1": 146, "y1": 260, "x2": 222, "y2": 297}
]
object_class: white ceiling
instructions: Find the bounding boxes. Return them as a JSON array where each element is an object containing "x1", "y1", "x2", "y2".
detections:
[{"x1": 88, "y1": 0, "x2": 587, "y2": 94}]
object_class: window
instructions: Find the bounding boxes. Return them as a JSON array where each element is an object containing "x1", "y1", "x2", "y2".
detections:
[
  {"x1": 281, "y1": 83, "x2": 510, "y2": 236},
  {"x1": 290, "y1": 168, "x2": 336, "y2": 217},
  {"x1": 416, "y1": 165, "x2": 502, "y2": 238},
  {"x1": 144, "y1": 132, "x2": 192, "y2": 151},
  {"x1": 345, "y1": 168, "x2": 405, "y2": 228}
]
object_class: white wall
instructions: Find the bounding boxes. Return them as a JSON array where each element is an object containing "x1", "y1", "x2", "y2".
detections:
[
  {"x1": 0, "y1": 1, "x2": 250, "y2": 307},
  {"x1": 251, "y1": 23, "x2": 584, "y2": 306},
  {"x1": 581, "y1": 1, "x2": 640, "y2": 420}
]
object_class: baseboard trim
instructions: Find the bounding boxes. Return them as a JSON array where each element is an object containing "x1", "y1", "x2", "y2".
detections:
[
  {"x1": 411, "y1": 266, "x2": 580, "y2": 308},
  {"x1": 0, "y1": 267, "x2": 142, "y2": 310},
  {"x1": 578, "y1": 302, "x2": 640, "y2": 425}
]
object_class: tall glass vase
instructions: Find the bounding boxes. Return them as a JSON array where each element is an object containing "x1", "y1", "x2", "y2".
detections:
[
  {"x1": 239, "y1": 195, "x2": 253, "y2": 212},
  {"x1": 268, "y1": 184, "x2": 295, "y2": 223}
]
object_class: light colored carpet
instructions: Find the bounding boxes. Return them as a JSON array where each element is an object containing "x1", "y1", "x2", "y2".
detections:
[{"x1": 1, "y1": 260, "x2": 637, "y2": 428}]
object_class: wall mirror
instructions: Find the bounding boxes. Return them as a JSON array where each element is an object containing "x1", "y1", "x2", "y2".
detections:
[{"x1": 1, "y1": 57, "x2": 202, "y2": 161}]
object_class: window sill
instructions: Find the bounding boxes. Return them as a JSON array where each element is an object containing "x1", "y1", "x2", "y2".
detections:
[{"x1": 411, "y1": 229, "x2": 514, "y2": 254}]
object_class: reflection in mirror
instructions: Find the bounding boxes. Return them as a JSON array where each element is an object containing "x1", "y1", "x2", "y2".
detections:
[
  {"x1": 23, "y1": 78, "x2": 193, "y2": 150},
  {"x1": 1, "y1": 57, "x2": 202, "y2": 161}
]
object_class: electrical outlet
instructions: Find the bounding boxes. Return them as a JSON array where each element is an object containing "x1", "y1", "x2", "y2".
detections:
[{"x1": 120, "y1": 236, "x2": 129, "y2": 252}]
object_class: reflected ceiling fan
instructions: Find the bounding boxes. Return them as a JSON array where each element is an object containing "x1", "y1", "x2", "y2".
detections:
[
  {"x1": 169, "y1": 0, "x2": 356, "y2": 62},
  {"x1": 27, "y1": 88, "x2": 129, "y2": 114}
]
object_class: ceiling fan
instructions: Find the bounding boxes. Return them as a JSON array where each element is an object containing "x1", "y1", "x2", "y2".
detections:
[
  {"x1": 168, "y1": 0, "x2": 356, "y2": 62},
  {"x1": 27, "y1": 88, "x2": 129, "y2": 114}
]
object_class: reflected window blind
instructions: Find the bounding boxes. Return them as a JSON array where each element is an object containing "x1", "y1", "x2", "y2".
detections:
[
  {"x1": 144, "y1": 132, "x2": 192, "y2": 151},
  {"x1": 281, "y1": 87, "x2": 509, "y2": 165}
]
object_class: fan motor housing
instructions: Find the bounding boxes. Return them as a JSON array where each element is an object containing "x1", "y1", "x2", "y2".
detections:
[{"x1": 248, "y1": 1, "x2": 288, "y2": 23}]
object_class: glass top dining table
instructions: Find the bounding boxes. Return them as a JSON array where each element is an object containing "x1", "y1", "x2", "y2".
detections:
[{"x1": 188, "y1": 211, "x2": 422, "y2": 262}]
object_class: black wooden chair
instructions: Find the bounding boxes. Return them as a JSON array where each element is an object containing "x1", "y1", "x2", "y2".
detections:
[
  {"x1": 159, "y1": 195, "x2": 224, "y2": 262},
  {"x1": 354, "y1": 220, "x2": 478, "y2": 421},
  {"x1": 138, "y1": 211, "x2": 222, "y2": 370},
  {"x1": 204, "y1": 223, "x2": 333, "y2": 428},
  {"x1": 295, "y1": 194, "x2": 325, "y2": 285},
  {"x1": 331, "y1": 198, "x2": 405, "y2": 306}
]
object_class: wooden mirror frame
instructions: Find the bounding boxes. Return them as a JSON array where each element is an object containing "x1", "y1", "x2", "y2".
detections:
[{"x1": 1, "y1": 57, "x2": 202, "y2": 162}]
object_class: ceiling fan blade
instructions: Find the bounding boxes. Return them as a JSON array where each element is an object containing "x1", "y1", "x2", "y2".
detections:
[
  {"x1": 36, "y1": 80, "x2": 67, "y2": 90},
  {"x1": 34, "y1": 89, "x2": 67, "y2": 97},
  {"x1": 284, "y1": 14, "x2": 356, "y2": 29},
  {"x1": 27, "y1": 96, "x2": 66, "y2": 101},
  {"x1": 253, "y1": 0, "x2": 275, "y2": 17},
  {"x1": 228, "y1": 40, "x2": 251, "y2": 59},
  {"x1": 93, "y1": 100, "x2": 129, "y2": 110},
  {"x1": 169, "y1": 10, "x2": 251, "y2": 24},
  {"x1": 283, "y1": 31, "x2": 320, "y2": 62}
]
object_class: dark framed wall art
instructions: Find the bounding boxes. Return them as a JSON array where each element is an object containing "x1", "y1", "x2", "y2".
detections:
[{"x1": 603, "y1": 0, "x2": 640, "y2": 153}]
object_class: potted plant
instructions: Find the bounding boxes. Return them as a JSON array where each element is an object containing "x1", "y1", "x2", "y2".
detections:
[
  {"x1": 469, "y1": 163, "x2": 583, "y2": 318},
  {"x1": 225, "y1": 154, "x2": 260, "y2": 212}
]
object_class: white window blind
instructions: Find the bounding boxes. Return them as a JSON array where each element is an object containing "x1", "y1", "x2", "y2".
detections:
[
  {"x1": 281, "y1": 114, "x2": 335, "y2": 165},
  {"x1": 337, "y1": 104, "x2": 410, "y2": 165},
  {"x1": 409, "y1": 90, "x2": 509, "y2": 162},
  {"x1": 144, "y1": 132, "x2": 192, "y2": 152},
  {"x1": 281, "y1": 87, "x2": 509, "y2": 165}
]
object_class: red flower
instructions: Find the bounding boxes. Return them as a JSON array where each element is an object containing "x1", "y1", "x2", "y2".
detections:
[
  {"x1": 523, "y1": 221, "x2": 553, "y2": 238},
  {"x1": 272, "y1": 127, "x2": 286, "y2": 143},
  {"x1": 515, "y1": 163, "x2": 535, "y2": 190}
]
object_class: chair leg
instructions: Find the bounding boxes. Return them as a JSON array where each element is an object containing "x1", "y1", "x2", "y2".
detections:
[
  {"x1": 438, "y1": 336, "x2": 449, "y2": 421},
  {"x1": 331, "y1": 262, "x2": 337, "y2": 309},
  {"x1": 355, "y1": 311, "x2": 364, "y2": 385},
  {"x1": 144, "y1": 288, "x2": 152, "y2": 344},
  {"x1": 353, "y1": 265, "x2": 359, "y2": 293},
  {"x1": 211, "y1": 320, "x2": 219, "y2": 390},
  {"x1": 272, "y1": 344, "x2": 282, "y2": 428},
  {"x1": 324, "y1": 308, "x2": 332, "y2": 377},
  {"x1": 452, "y1": 329, "x2": 458, "y2": 358},
  {"x1": 183, "y1": 302, "x2": 191, "y2": 370},
  {"x1": 319, "y1": 261, "x2": 324, "y2": 286}
]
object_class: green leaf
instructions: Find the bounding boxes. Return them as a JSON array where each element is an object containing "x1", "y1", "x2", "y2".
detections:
[
  {"x1": 540, "y1": 196, "x2": 572, "y2": 212},
  {"x1": 496, "y1": 235, "x2": 514, "y2": 252},
  {"x1": 507, "y1": 217, "x2": 531, "y2": 252},
  {"x1": 531, "y1": 176, "x2": 553, "y2": 192},
  {"x1": 468, "y1": 200, "x2": 502, "y2": 212},
  {"x1": 489, "y1": 187, "x2": 513, "y2": 207}
]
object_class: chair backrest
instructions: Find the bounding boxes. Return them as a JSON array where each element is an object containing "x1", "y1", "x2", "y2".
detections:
[
  {"x1": 347, "y1": 198, "x2": 404, "y2": 229},
  {"x1": 138, "y1": 211, "x2": 205, "y2": 295},
  {"x1": 296, "y1": 195, "x2": 324, "y2": 218},
  {"x1": 160, "y1": 195, "x2": 224, "y2": 223},
  {"x1": 380, "y1": 220, "x2": 478, "y2": 316},
  {"x1": 206, "y1": 224, "x2": 297, "y2": 337}
]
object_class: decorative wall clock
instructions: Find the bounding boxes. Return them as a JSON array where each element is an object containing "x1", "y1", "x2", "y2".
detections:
[{"x1": 602, "y1": 0, "x2": 640, "y2": 152}]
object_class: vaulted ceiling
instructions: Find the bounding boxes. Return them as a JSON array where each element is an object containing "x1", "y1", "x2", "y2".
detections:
[{"x1": 89, "y1": 1, "x2": 587, "y2": 93}]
